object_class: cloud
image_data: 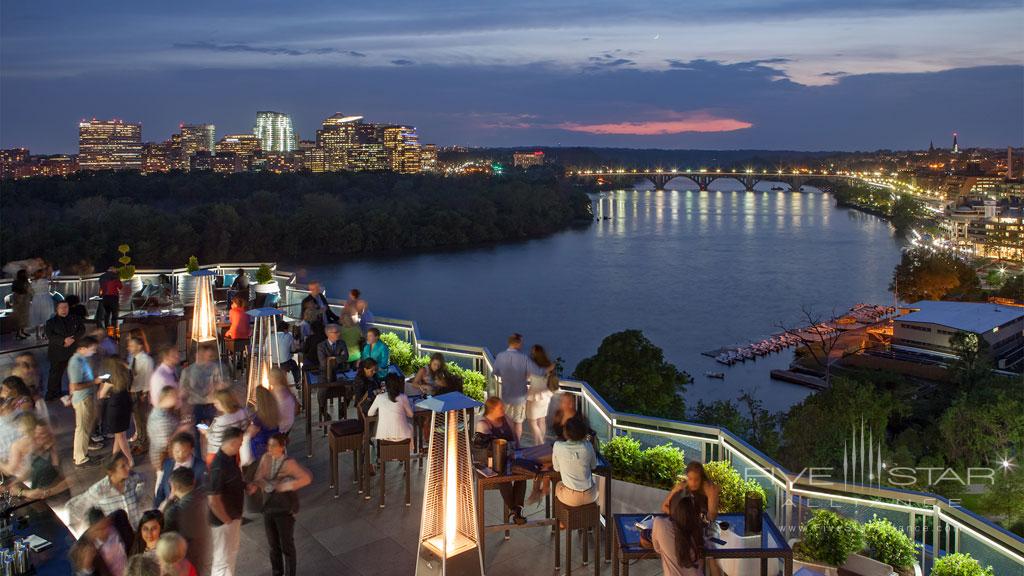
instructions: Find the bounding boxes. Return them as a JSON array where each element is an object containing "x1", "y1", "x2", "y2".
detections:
[
  {"x1": 584, "y1": 50, "x2": 638, "y2": 71},
  {"x1": 390, "y1": 59, "x2": 415, "y2": 66},
  {"x1": 556, "y1": 111, "x2": 753, "y2": 135},
  {"x1": 172, "y1": 41, "x2": 365, "y2": 58},
  {"x1": 820, "y1": 71, "x2": 848, "y2": 77}
]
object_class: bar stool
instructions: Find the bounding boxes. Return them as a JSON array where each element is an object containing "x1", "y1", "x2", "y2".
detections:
[
  {"x1": 554, "y1": 499, "x2": 601, "y2": 576},
  {"x1": 373, "y1": 438, "x2": 412, "y2": 508},
  {"x1": 328, "y1": 417, "x2": 366, "y2": 498}
]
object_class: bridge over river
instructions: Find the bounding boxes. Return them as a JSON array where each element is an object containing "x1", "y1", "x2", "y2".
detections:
[{"x1": 567, "y1": 168, "x2": 851, "y2": 192}]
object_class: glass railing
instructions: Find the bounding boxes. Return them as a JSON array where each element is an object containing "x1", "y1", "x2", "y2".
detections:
[{"x1": 2, "y1": 263, "x2": 1021, "y2": 573}]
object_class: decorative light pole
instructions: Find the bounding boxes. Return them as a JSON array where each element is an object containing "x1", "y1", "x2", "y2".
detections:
[
  {"x1": 245, "y1": 307, "x2": 284, "y2": 405},
  {"x1": 189, "y1": 270, "x2": 220, "y2": 360},
  {"x1": 415, "y1": 392, "x2": 483, "y2": 576}
]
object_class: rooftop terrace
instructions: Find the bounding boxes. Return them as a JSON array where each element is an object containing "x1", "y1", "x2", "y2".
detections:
[{"x1": 1, "y1": 264, "x2": 1022, "y2": 575}]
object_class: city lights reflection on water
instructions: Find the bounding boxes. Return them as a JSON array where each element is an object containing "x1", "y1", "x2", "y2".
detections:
[{"x1": 305, "y1": 184, "x2": 903, "y2": 412}]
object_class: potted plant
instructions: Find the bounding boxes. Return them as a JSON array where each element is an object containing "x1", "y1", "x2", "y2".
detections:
[
  {"x1": 252, "y1": 263, "x2": 279, "y2": 306},
  {"x1": 703, "y1": 460, "x2": 767, "y2": 513},
  {"x1": 180, "y1": 255, "x2": 200, "y2": 304},
  {"x1": 929, "y1": 553, "x2": 994, "y2": 576},
  {"x1": 863, "y1": 516, "x2": 921, "y2": 576},
  {"x1": 792, "y1": 509, "x2": 865, "y2": 576},
  {"x1": 600, "y1": 436, "x2": 685, "y2": 514},
  {"x1": 116, "y1": 244, "x2": 141, "y2": 309}
]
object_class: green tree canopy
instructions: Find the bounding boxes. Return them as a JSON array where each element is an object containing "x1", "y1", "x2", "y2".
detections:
[
  {"x1": 890, "y1": 248, "x2": 980, "y2": 302},
  {"x1": 573, "y1": 330, "x2": 689, "y2": 419}
]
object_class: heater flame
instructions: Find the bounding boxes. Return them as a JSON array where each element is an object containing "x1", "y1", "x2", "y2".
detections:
[{"x1": 444, "y1": 410, "x2": 457, "y2": 554}]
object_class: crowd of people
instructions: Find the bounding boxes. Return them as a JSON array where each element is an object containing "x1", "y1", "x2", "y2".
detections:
[{"x1": 3, "y1": 269, "x2": 720, "y2": 576}]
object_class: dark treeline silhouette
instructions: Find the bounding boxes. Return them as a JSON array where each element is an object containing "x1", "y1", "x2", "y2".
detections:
[
  {"x1": 1, "y1": 168, "x2": 592, "y2": 270},
  {"x1": 442, "y1": 147, "x2": 844, "y2": 170}
]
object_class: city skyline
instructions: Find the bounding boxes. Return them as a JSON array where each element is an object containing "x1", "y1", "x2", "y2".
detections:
[{"x1": 2, "y1": 1, "x2": 1023, "y2": 152}]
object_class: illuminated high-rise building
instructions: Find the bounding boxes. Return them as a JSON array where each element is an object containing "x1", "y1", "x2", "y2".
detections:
[
  {"x1": 0, "y1": 148, "x2": 29, "y2": 179},
  {"x1": 254, "y1": 111, "x2": 296, "y2": 152},
  {"x1": 141, "y1": 142, "x2": 173, "y2": 174},
  {"x1": 217, "y1": 134, "x2": 262, "y2": 169},
  {"x1": 317, "y1": 113, "x2": 362, "y2": 171},
  {"x1": 952, "y1": 132, "x2": 960, "y2": 154},
  {"x1": 78, "y1": 119, "x2": 143, "y2": 171},
  {"x1": 420, "y1": 144, "x2": 438, "y2": 172},
  {"x1": 180, "y1": 124, "x2": 216, "y2": 159},
  {"x1": 352, "y1": 124, "x2": 388, "y2": 171},
  {"x1": 382, "y1": 125, "x2": 421, "y2": 173}
]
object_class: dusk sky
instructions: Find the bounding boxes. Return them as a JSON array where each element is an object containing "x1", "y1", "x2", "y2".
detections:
[{"x1": 2, "y1": 0, "x2": 1022, "y2": 153}]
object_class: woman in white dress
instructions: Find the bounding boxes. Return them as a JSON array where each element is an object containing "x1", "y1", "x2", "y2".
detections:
[
  {"x1": 525, "y1": 344, "x2": 556, "y2": 446},
  {"x1": 27, "y1": 269, "x2": 54, "y2": 339}
]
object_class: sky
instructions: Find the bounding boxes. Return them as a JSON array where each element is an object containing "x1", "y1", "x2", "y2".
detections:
[{"x1": 2, "y1": 0, "x2": 1022, "y2": 153}]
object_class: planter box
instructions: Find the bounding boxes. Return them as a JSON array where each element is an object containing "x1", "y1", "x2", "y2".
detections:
[
  {"x1": 179, "y1": 273, "x2": 197, "y2": 305},
  {"x1": 793, "y1": 558, "x2": 839, "y2": 576},
  {"x1": 841, "y1": 552, "x2": 897, "y2": 576},
  {"x1": 598, "y1": 477, "x2": 668, "y2": 517},
  {"x1": 254, "y1": 282, "x2": 279, "y2": 294}
]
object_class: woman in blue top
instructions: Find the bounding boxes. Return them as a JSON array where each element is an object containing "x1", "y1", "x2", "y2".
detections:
[
  {"x1": 361, "y1": 328, "x2": 390, "y2": 378},
  {"x1": 247, "y1": 387, "x2": 280, "y2": 465}
]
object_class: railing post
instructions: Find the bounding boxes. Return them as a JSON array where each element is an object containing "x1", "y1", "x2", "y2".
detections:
[{"x1": 932, "y1": 505, "x2": 941, "y2": 569}]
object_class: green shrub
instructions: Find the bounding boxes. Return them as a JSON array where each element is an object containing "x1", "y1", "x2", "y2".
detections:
[
  {"x1": 797, "y1": 509, "x2": 865, "y2": 566},
  {"x1": 117, "y1": 244, "x2": 135, "y2": 280},
  {"x1": 864, "y1": 516, "x2": 917, "y2": 570},
  {"x1": 379, "y1": 332, "x2": 416, "y2": 374},
  {"x1": 185, "y1": 255, "x2": 199, "y2": 273},
  {"x1": 447, "y1": 362, "x2": 487, "y2": 402},
  {"x1": 930, "y1": 553, "x2": 994, "y2": 576},
  {"x1": 601, "y1": 436, "x2": 685, "y2": 489},
  {"x1": 638, "y1": 444, "x2": 686, "y2": 489},
  {"x1": 255, "y1": 263, "x2": 274, "y2": 284},
  {"x1": 703, "y1": 460, "x2": 767, "y2": 513},
  {"x1": 602, "y1": 436, "x2": 643, "y2": 483}
]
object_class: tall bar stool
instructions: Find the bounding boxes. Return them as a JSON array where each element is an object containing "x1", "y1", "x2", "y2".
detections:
[
  {"x1": 374, "y1": 438, "x2": 412, "y2": 508},
  {"x1": 554, "y1": 499, "x2": 602, "y2": 576},
  {"x1": 328, "y1": 411, "x2": 367, "y2": 498}
]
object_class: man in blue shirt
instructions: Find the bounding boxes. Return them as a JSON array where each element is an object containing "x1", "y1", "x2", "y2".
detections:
[
  {"x1": 68, "y1": 336, "x2": 102, "y2": 467},
  {"x1": 493, "y1": 333, "x2": 530, "y2": 441}
]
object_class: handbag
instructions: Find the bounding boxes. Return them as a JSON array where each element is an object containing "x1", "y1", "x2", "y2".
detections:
[{"x1": 261, "y1": 457, "x2": 300, "y2": 515}]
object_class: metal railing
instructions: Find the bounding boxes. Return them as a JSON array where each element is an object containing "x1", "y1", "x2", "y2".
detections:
[{"x1": 2, "y1": 263, "x2": 1021, "y2": 574}]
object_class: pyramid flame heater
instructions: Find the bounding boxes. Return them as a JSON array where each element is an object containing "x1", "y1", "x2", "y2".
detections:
[
  {"x1": 245, "y1": 307, "x2": 284, "y2": 405},
  {"x1": 415, "y1": 392, "x2": 484, "y2": 576}
]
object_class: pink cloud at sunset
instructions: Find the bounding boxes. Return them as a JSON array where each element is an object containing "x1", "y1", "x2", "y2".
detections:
[{"x1": 557, "y1": 112, "x2": 752, "y2": 135}]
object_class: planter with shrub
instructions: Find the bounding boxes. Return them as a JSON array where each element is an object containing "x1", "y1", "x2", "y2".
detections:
[
  {"x1": 863, "y1": 516, "x2": 920, "y2": 576},
  {"x1": 930, "y1": 553, "x2": 994, "y2": 576},
  {"x1": 117, "y1": 244, "x2": 140, "y2": 309},
  {"x1": 253, "y1": 264, "x2": 279, "y2": 294},
  {"x1": 180, "y1": 255, "x2": 200, "y2": 304},
  {"x1": 599, "y1": 436, "x2": 686, "y2": 514},
  {"x1": 703, "y1": 460, "x2": 767, "y2": 513},
  {"x1": 379, "y1": 332, "x2": 487, "y2": 402},
  {"x1": 792, "y1": 509, "x2": 865, "y2": 576}
]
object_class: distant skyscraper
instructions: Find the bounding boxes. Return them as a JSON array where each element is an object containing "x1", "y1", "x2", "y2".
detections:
[
  {"x1": 420, "y1": 144, "x2": 438, "y2": 172},
  {"x1": 180, "y1": 124, "x2": 215, "y2": 157},
  {"x1": 952, "y1": 132, "x2": 960, "y2": 154},
  {"x1": 381, "y1": 125, "x2": 421, "y2": 173},
  {"x1": 317, "y1": 113, "x2": 362, "y2": 171},
  {"x1": 141, "y1": 142, "x2": 173, "y2": 174},
  {"x1": 78, "y1": 119, "x2": 143, "y2": 171},
  {"x1": 218, "y1": 134, "x2": 262, "y2": 169},
  {"x1": 1008, "y1": 147, "x2": 1014, "y2": 180},
  {"x1": 254, "y1": 111, "x2": 296, "y2": 152}
]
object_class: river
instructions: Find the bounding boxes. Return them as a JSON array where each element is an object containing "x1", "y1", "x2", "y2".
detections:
[{"x1": 297, "y1": 185, "x2": 905, "y2": 413}]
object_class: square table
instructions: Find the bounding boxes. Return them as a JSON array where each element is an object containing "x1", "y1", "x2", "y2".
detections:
[
  {"x1": 475, "y1": 465, "x2": 558, "y2": 566},
  {"x1": 302, "y1": 368, "x2": 356, "y2": 457},
  {"x1": 613, "y1": 512, "x2": 792, "y2": 576}
]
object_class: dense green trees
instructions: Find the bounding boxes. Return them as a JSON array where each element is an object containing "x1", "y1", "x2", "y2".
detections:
[
  {"x1": 0, "y1": 169, "x2": 592, "y2": 270},
  {"x1": 890, "y1": 247, "x2": 981, "y2": 302},
  {"x1": 831, "y1": 181, "x2": 926, "y2": 234},
  {"x1": 572, "y1": 330, "x2": 690, "y2": 420}
]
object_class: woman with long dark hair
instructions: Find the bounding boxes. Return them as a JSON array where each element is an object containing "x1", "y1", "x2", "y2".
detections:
[
  {"x1": 662, "y1": 461, "x2": 720, "y2": 522},
  {"x1": 525, "y1": 344, "x2": 556, "y2": 446},
  {"x1": 129, "y1": 509, "x2": 164, "y2": 557},
  {"x1": 367, "y1": 373, "x2": 413, "y2": 442},
  {"x1": 98, "y1": 357, "x2": 135, "y2": 466},
  {"x1": 651, "y1": 492, "x2": 704, "y2": 575},
  {"x1": 412, "y1": 352, "x2": 448, "y2": 395},
  {"x1": 11, "y1": 269, "x2": 31, "y2": 340}
]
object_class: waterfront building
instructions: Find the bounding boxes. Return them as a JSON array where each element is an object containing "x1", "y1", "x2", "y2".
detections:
[
  {"x1": 254, "y1": 111, "x2": 297, "y2": 152},
  {"x1": 78, "y1": 119, "x2": 143, "y2": 171},
  {"x1": 217, "y1": 134, "x2": 261, "y2": 169},
  {"x1": 893, "y1": 301, "x2": 1024, "y2": 369},
  {"x1": 513, "y1": 150, "x2": 544, "y2": 168},
  {"x1": 421, "y1": 144, "x2": 438, "y2": 172},
  {"x1": 382, "y1": 125, "x2": 421, "y2": 173}
]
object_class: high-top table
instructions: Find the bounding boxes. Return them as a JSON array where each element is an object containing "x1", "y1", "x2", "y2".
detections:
[
  {"x1": 9, "y1": 499, "x2": 76, "y2": 575},
  {"x1": 612, "y1": 512, "x2": 792, "y2": 576}
]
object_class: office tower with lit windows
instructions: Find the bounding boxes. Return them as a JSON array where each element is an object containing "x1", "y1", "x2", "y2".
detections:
[
  {"x1": 217, "y1": 134, "x2": 262, "y2": 169},
  {"x1": 78, "y1": 119, "x2": 143, "y2": 171},
  {"x1": 952, "y1": 132, "x2": 960, "y2": 154},
  {"x1": 352, "y1": 123, "x2": 388, "y2": 171},
  {"x1": 0, "y1": 148, "x2": 29, "y2": 179},
  {"x1": 180, "y1": 123, "x2": 216, "y2": 159},
  {"x1": 141, "y1": 142, "x2": 173, "y2": 174},
  {"x1": 420, "y1": 144, "x2": 438, "y2": 172},
  {"x1": 254, "y1": 111, "x2": 297, "y2": 152},
  {"x1": 382, "y1": 125, "x2": 421, "y2": 173},
  {"x1": 316, "y1": 113, "x2": 362, "y2": 171}
]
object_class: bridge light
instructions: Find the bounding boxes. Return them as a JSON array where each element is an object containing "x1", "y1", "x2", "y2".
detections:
[
  {"x1": 670, "y1": 168, "x2": 677, "y2": 173},
  {"x1": 699, "y1": 168, "x2": 707, "y2": 173},
  {"x1": 745, "y1": 169, "x2": 753, "y2": 174}
]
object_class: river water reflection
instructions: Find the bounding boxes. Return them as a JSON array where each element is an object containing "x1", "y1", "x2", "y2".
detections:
[{"x1": 300, "y1": 187, "x2": 904, "y2": 413}]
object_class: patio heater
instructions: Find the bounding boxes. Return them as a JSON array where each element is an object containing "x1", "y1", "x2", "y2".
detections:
[
  {"x1": 245, "y1": 307, "x2": 284, "y2": 406},
  {"x1": 189, "y1": 270, "x2": 220, "y2": 359},
  {"x1": 415, "y1": 392, "x2": 484, "y2": 576}
]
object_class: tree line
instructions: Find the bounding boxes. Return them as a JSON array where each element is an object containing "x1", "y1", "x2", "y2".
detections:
[{"x1": 0, "y1": 168, "x2": 593, "y2": 271}]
